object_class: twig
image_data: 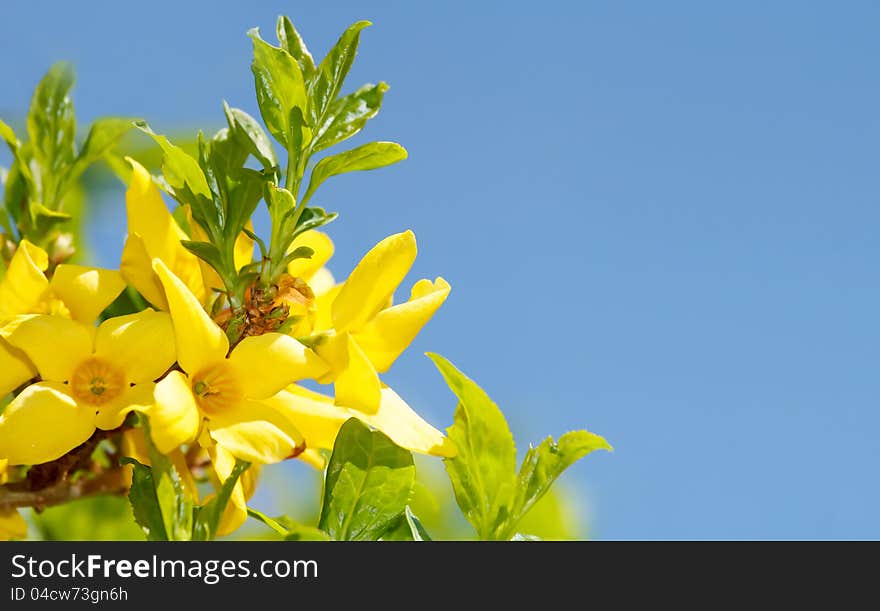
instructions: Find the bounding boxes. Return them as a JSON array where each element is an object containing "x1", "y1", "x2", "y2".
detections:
[{"x1": 0, "y1": 467, "x2": 130, "y2": 512}]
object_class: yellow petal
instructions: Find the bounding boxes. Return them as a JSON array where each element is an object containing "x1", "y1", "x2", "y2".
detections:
[
  {"x1": 312, "y1": 282, "x2": 342, "y2": 332},
  {"x1": 49, "y1": 265, "x2": 126, "y2": 323},
  {"x1": 234, "y1": 222, "x2": 255, "y2": 271},
  {"x1": 125, "y1": 159, "x2": 207, "y2": 304},
  {"x1": 0, "y1": 382, "x2": 96, "y2": 465},
  {"x1": 94, "y1": 310, "x2": 176, "y2": 383},
  {"x1": 354, "y1": 277, "x2": 451, "y2": 373},
  {"x1": 0, "y1": 339, "x2": 36, "y2": 396},
  {"x1": 279, "y1": 383, "x2": 456, "y2": 458},
  {"x1": 0, "y1": 239, "x2": 49, "y2": 319},
  {"x1": 297, "y1": 448, "x2": 326, "y2": 470},
  {"x1": 153, "y1": 259, "x2": 229, "y2": 374},
  {"x1": 331, "y1": 230, "x2": 417, "y2": 332},
  {"x1": 228, "y1": 333, "x2": 328, "y2": 400},
  {"x1": 212, "y1": 444, "x2": 259, "y2": 537},
  {"x1": 308, "y1": 267, "x2": 336, "y2": 297},
  {"x1": 146, "y1": 371, "x2": 201, "y2": 453},
  {"x1": 170, "y1": 449, "x2": 200, "y2": 504},
  {"x1": 184, "y1": 205, "x2": 224, "y2": 295},
  {"x1": 121, "y1": 234, "x2": 168, "y2": 310},
  {"x1": 264, "y1": 387, "x2": 350, "y2": 450},
  {"x1": 287, "y1": 230, "x2": 334, "y2": 282},
  {"x1": 0, "y1": 315, "x2": 93, "y2": 382},
  {"x1": 120, "y1": 428, "x2": 151, "y2": 465},
  {"x1": 95, "y1": 383, "x2": 154, "y2": 430},
  {"x1": 208, "y1": 399, "x2": 305, "y2": 464},
  {"x1": 315, "y1": 333, "x2": 381, "y2": 413},
  {"x1": 0, "y1": 509, "x2": 27, "y2": 540},
  {"x1": 362, "y1": 385, "x2": 456, "y2": 457}
]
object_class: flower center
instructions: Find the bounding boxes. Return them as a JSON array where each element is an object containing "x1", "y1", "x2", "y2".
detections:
[
  {"x1": 191, "y1": 362, "x2": 242, "y2": 416},
  {"x1": 70, "y1": 357, "x2": 125, "y2": 406}
]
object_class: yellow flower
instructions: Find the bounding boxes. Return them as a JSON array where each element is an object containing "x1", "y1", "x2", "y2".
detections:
[
  {"x1": 146, "y1": 259, "x2": 328, "y2": 464},
  {"x1": 121, "y1": 428, "x2": 256, "y2": 537},
  {"x1": 212, "y1": 445, "x2": 260, "y2": 536},
  {"x1": 266, "y1": 383, "x2": 456, "y2": 466},
  {"x1": 0, "y1": 310, "x2": 176, "y2": 465},
  {"x1": 0, "y1": 240, "x2": 125, "y2": 397},
  {"x1": 310, "y1": 230, "x2": 450, "y2": 413},
  {"x1": 0, "y1": 509, "x2": 26, "y2": 541},
  {"x1": 0, "y1": 459, "x2": 26, "y2": 541},
  {"x1": 119, "y1": 159, "x2": 252, "y2": 310}
]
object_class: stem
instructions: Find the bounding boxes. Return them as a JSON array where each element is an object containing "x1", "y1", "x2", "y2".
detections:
[{"x1": 0, "y1": 468, "x2": 130, "y2": 512}]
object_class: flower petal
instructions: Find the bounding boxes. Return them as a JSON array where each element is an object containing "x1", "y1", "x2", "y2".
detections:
[
  {"x1": 263, "y1": 386, "x2": 350, "y2": 450},
  {"x1": 0, "y1": 382, "x2": 96, "y2": 465},
  {"x1": 228, "y1": 333, "x2": 328, "y2": 399},
  {"x1": 315, "y1": 333, "x2": 381, "y2": 413},
  {"x1": 353, "y1": 277, "x2": 451, "y2": 373},
  {"x1": 125, "y1": 159, "x2": 207, "y2": 305},
  {"x1": 0, "y1": 509, "x2": 27, "y2": 540},
  {"x1": 0, "y1": 239, "x2": 49, "y2": 319},
  {"x1": 208, "y1": 399, "x2": 304, "y2": 464},
  {"x1": 212, "y1": 444, "x2": 259, "y2": 537},
  {"x1": 364, "y1": 385, "x2": 456, "y2": 458},
  {"x1": 287, "y1": 230, "x2": 334, "y2": 282},
  {"x1": 146, "y1": 371, "x2": 201, "y2": 453},
  {"x1": 94, "y1": 310, "x2": 176, "y2": 383},
  {"x1": 308, "y1": 267, "x2": 336, "y2": 297},
  {"x1": 331, "y1": 230, "x2": 416, "y2": 332},
  {"x1": 0, "y1": 339, "x2": 36, "y2": 396},
  {"x1": 276, "y1": 384, "x2": 456, "y2": 458},
  {"x1": 95, "y1": 383, "x2": 154, "y2": 430},
  {"x1": 312, "y1": 282, "x2": 342, "y2": 332},
  {"x1": 49, "y1": 264, "x2": 126, "y2": 323},
  {"x1": 153, "y1": 259, "x2": 229, "y2": 374},
  {"x1": 0, "y1": 315, "x2": 93, "y2": 382},
  {"x1": 121, "y1": 233, "x2": 168, "y2": 310},
  {"x1": 234, "y1": 222, "x2": 255, "y2": 271}
]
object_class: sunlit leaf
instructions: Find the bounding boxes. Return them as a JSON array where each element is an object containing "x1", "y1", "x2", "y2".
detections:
[
  {"x1": 301, "y1": 141, "x2": 406, "y2": 206},
  {"x1": 318, "y1": 418, "x2": 415, "y2": 541}
]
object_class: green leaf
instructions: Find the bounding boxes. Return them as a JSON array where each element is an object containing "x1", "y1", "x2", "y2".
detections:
[
  {"x1": 27, "y1": 61, "x2": 76, "y2": 198},
  {"x1": 511, "y1": 431, "x2": 612, "y2": 527},
  {"x1": 223, "y1": 167, "x2": 265, "y2": 242},
  {"x1": 280, "y1": 245, "x2": 313, "y2": 269},
  {"x1": 3, "y1": 161, "x2": 31, "y2": 231},
  {"x1": 207, "y1": 126, "x2": 250, "y2": 179},
  {"x1": 136, "y1": 122, "x2": 212, "y2": 216},
  {"x1": 193, "y1": 459, "x2": 250, "y2": 541},
  {"x1": 63, "y1": 117, "x2": 138, "y2": 188},
  {"x1": 291, "y1": 206, "x2": 338, "y2": 238},
  {"x1": 318, "y1": 418, "x2": 416, "y2": 541},
  {"x1": 248, "y1": 28, "x2": 308, "y2": 147},
  {"x1": 0, "y1": 118, "x2": 19, "y2": 150},
  {"x1": 308, "y1": 21, "x2": 371, "y2": 125},
  {"x1": 312, "y1": 82, "x2": 388, "y2": 153},
  {"x1": 247, "y1": 508, "x2": 330, "y2": 541},
  {"x1": 223, "y1": 102, "x2": 278, "y2": 174},
  {"x1": 404, "y1": 506, "x2": 432, "y2": 541},
  {"x1": 137, "y1": 418, "x2": 194, "y2": 541},
  {"x1": 277, "y1": 16, "x2": 316, "y2": 83},
  {"x1": 121, "y1": 457, "x2": 168, "y2": 541},
  {"x1": 427, "y1": 352, "x2": 517, "y2": 540},
  {"x1": 301, "y1": 141, "x2": 407, "y2": 206}
]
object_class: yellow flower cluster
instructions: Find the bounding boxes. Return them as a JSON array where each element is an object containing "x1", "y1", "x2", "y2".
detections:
[{"x1": 0, "y1": 159, "x2": 453, "y2": 537}]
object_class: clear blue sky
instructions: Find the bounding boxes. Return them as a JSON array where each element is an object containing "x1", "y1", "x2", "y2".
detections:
[{"x1": 3, "y1": 1, "x2": 879, "y2": 539}]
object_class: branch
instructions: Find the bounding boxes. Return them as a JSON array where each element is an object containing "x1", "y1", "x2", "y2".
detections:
[{"x1": 0, "y1": 467, "x2": 130, "y2": 512}]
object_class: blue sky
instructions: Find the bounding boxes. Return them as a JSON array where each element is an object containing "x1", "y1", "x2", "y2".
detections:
[{"x1": 3, "y1": 1, "x2": 879, "y2": 539}]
